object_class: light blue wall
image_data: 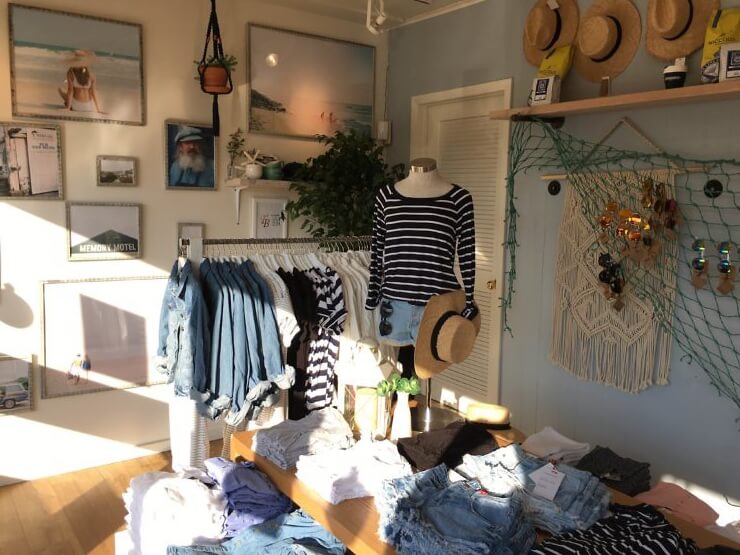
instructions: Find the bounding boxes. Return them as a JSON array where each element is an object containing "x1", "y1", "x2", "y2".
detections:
[{"x1": 387, "y1": 0, "x2": 740, "y2": 502}]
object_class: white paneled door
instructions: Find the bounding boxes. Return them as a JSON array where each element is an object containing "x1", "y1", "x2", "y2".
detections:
[{"x1": 410, "y1": 80, "x2": 511, "y2": 409}]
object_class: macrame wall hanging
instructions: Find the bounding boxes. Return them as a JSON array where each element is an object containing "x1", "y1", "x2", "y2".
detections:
[
  {"x1": 550, "y1": 170, "x2": 677, "y2": 393},
  {"x1": 197, "y1": 0, "x2": 233, "y2": 136}
]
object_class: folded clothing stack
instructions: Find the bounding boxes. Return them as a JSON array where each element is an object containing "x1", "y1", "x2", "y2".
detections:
[
  {"x1": 576, "y1": 445, "x2": 651, "y2": 496},
  {"x1": 204, "y1": 457, "x2": 293, "y2": 536},
  {"x1": 396, "y1": 420, "x2": 499, "y2": 471},
  {"x1": 252, "y1": 407, "x2": 354, "y2": 469},
  {"x1": 530, "y1": 503, "x2": 698, "y2": 555},
  {"x1": 375, "y1": 464, "x2": 535, "y2": 555},
  {"x1": 636, "y1": 481, "x2": 720, "y2": 527},
  {"x1": 522, "y1": 426, "x2": 591, "y2": 464},
  {"x1": 167, "y1": 508, "x2": 346, "y2": 555},
  {"x1": 460, "y1": 444, "x2": 610, "y2": 534},
  {"x1": 295, "y1": 438, "x2": 412, "y2": 504}
]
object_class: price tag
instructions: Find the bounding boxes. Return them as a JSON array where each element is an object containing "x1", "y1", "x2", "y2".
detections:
[{"x1": 529, "y1": 463, "x2": 565, "y2": 501}]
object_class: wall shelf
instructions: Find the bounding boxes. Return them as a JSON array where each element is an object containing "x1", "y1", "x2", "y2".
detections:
[
  {"x1": 225, "y1": 178, "x2": 293, "y2": 224},
  {"x1": 489, "y1": 80, "x2": 740, "y2": 120}
]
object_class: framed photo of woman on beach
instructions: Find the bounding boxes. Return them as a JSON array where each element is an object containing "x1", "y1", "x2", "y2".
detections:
[
  {"x1": 8, "y1": 4, "x2": 144, "y2": 126},
  {"x1": 248, "y1": 24, "x2": 375, "y2": 140}
]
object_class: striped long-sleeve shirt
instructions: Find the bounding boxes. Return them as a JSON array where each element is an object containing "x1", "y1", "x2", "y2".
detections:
[{"x1": 365, "y1": 183, "x2": 476, "y2": 316}]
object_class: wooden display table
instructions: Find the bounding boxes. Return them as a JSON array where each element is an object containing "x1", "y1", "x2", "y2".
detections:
[{"x1": 231, "y1": 428, "x2": 739, "y2": 553}]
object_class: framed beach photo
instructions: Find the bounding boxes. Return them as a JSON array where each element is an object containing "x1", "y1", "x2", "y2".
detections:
[
  {"x1": 8, "y1": 4, "x2": 144, "y2": 125},
  {"x1": 251, "y1": 197, "x2": 288, "y2": 239},
  {"x1": 0, "y1": 355, "x2": 33, "y2": 414},
  {"x1": 97, "y1": 155, "x2": 136, "y2": 187},
  {"x1": 248, "y1": 24, "x2": 375, "y2": 139},
  {"x1": 165, "y1": 121, "x2": 217, "y2": 190},
  {"x1": 66, "y1": 202, "x2": 141, "y2": 261},
  {"x1": 0, "y1": 121, "x2": 63, "y2": 199}
]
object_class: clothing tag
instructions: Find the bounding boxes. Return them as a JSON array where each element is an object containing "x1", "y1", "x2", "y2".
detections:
[{"x1": 529, "y1": 463, "x2": 565, "y2": 501}]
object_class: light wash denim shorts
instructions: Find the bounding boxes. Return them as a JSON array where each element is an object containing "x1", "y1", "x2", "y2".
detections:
[{"x1": 378, "y1": 298, "x2": 425, "y2": 346}]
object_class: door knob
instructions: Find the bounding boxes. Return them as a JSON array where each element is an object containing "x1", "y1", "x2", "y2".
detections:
[{"x1": 487, "y1": 280, "x2": 496, "y2": 290}]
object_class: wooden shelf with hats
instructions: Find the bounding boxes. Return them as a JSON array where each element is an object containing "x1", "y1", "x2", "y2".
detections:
[{"x1": 489, "y1": 80, "x2": 740, "y2": 120}]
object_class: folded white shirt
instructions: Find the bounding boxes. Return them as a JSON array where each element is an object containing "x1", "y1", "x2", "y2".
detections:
[
  {"x1": 296, "y1": 438, "x2": 412, "y2": 504},
  {"x1": 522, "y1": 426, "x2": 591, "y2": 464}
]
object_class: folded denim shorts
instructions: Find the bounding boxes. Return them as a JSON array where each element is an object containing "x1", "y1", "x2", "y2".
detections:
[{"x1": 378, "y1": 298, "x2": 425, "y2": 346}]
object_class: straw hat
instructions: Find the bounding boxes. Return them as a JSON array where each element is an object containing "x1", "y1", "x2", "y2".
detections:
[
  {"x1": 524, "y1": 0, "x2": 581, "y2": 66},
  {"x1": 574, "y1": 0, "x2": 642, "y2": 82},
  {"x1": 646, "y1": 0, "x2": 719, "y2": 61},
  {"x1": 67, "y1": 50, "x2": 96, "y2": 68},
  {"x1": 414, "y1": 290, "x2": 481, "y2": 380}
]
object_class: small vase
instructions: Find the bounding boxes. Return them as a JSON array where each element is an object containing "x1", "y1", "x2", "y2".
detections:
[
  {"x1": 244, "y1": 163, "x2": 263, "y2": 180},
  {"x1": 390, "y1": 392, "x2": 412, "y2": 442}
]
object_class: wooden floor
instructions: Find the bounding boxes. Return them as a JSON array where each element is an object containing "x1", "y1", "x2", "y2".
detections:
[{"x1": 0, "y1": 440, "x2": 223, "y2": 555}]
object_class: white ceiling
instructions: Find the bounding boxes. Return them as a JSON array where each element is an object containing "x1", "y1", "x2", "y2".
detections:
[{"x1": 263, "y1": 0, "x2": 484, "y2": 27}]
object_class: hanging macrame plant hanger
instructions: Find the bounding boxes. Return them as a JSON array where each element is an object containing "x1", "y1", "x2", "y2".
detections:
[{"x1": 197, "y1": 0, "x2": 232, "y2": 136}]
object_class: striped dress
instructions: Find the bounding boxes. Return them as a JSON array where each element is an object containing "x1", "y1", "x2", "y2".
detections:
[{"x1": 365, "y1": 183, "x2": 476, "y2": 317}]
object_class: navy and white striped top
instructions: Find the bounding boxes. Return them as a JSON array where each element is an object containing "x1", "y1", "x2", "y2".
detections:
[{"x1": 365, "y1": 183, "x2": 476, "y2": 316}]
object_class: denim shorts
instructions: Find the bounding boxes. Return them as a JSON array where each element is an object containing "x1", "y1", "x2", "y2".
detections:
[{"x1": 378, "y1": 298, "x2": 425, "y2": 346}]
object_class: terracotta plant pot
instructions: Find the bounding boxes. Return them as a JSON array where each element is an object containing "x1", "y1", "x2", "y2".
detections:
[{"x1": 199, "y1": 65, "x2": 231, "y2": 94}]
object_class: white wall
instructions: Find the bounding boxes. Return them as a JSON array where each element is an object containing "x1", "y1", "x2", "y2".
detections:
[{"x1": 0, "y1": 0, "x2": 387, "y2": 484}]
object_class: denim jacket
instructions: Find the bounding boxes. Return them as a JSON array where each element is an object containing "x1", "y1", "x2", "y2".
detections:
[{"x1": 157, "y1": 260, "x2": 210, "y2": 397}]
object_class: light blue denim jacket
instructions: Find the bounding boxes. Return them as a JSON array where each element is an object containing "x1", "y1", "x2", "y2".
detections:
[{"x1": 156, "y1": 260, "x2": 210, "y2": 397}]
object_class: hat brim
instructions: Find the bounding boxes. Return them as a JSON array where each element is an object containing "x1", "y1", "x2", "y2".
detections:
[
  {"x1": 574, "y1": 0, "x2": 642, "y2": 82},
  {"x1": 646, "y1": 0, "x2": 719, "y2": 61},
  {"x1": 414, "y1": 290, "x2": 481, "y2": 380},
  {"x1": 524, "y1": 0, "x2": 581, "y2": 66}
]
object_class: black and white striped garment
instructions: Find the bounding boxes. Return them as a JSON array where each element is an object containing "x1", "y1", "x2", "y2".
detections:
[
  {"x1": 530, "y1": 503, "x2": 698, "y2": 555},
  {"x1": 305, "y1": 268, "x2": 346, "y2": 411},
  {"x1": 365, "y1": 183, "x2": 476, "y2": 317}
]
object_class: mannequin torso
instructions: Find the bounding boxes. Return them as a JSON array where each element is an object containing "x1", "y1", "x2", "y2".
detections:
[{"x1": 394, "y1": 158, "x2": 453, "y2": 198}]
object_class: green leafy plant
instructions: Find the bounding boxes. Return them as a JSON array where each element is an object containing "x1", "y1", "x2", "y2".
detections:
[
  {"x1": 194, "y1": 53, "x2": 238, "y2": 78},
  {"x1": 377, "y1": 372, "x2": 420, "y2": 396},
  {"x1": 226, "y1": 128, "x2": 246, "y2": 167},
  {"x1": 286, "y1": 130, "x2": 405, "y2": 237}
]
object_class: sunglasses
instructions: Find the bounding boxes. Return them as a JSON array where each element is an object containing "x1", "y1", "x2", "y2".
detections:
[{"x1": 379, "y1": 300, "x2": 393, "y2": 336}]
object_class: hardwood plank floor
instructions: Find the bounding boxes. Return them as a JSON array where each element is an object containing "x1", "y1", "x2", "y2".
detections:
[{"x1": 0, "y1": 440, "x2": 223, "y2": 555}]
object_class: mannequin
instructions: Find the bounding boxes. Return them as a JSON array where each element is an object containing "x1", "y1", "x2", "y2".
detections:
[{"x1": 393, "y1": 158, "x2": 453, "y2": 198}]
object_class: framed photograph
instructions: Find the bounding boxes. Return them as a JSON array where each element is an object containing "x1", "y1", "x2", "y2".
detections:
[
  {"x1": 8, "y1": 4, "x2": 144, "y2": 126},
  {"x1": 66, "y1": 202, "x2": 141, "y2": 261},
  {"x1": 252, "y1": 197, "x2": 288, "y2": 239},
  {"x1": 0, "y1": 121, "x2": 63, "y2": 199},
  {"x1": 0, "y1": 355, "x2": 33, "y2": 414},
  {"x1": 165, "y1": 120, "x2": 217, "y2": 190},
  {"x1": 248, "y1": 24, "x2": 375, "y2": 139},
  {"x1": 97, "y1": 155, "x2": 136, "y2": 187},
  {"x1": 177, "y1": 222, "x2": 205, "y2": 240},
  {"x1": 41, "y1": 277, "x2": 168, "y2": 399}
]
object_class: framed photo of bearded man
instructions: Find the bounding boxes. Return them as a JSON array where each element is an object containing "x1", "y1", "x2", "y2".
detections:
[{"x1": 165, "y1": 120, "x2": 217, "y2": 190}]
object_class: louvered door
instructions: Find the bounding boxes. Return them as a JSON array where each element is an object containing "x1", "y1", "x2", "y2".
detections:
[{"x1": 409, "y1": 80, "x2": 511, "y2": 408}]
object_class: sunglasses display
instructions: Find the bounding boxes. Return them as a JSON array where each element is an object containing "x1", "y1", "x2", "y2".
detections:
[{"x1": 379, "y1": 300, "x2": 393, "y2": 336}]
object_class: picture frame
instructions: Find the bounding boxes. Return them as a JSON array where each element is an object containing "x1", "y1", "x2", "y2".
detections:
[
  {"x1": 0, "y1": 355, "x2": 33, "y2": 414},
  {"x1": 165, "y1": 120, "x2": 217, "y2": 190},
  {"x1": 177, "y1": 222, "x2": 205, "y2": 240},
  {"x1": 40, "y1": 277, "x2": 169, "y2": 399},
  {"x1": 97, "y1": 155, "x2": 137, "y2": 187},
  {"x1": 248, "y1": 24, "x2": 375, "y2": 139},
  {"x1": 8, "y1": 3, "x2": 145, "y2": 126},
  {"x1": 66, "y1": 202, "x2": 142, "y2": 261},
  {"x1": 251, "y1": 197, "x2": 288, "y2": 239},
  {"x1": 0, "y1": 121, "x2": 63, "y2": 199}
]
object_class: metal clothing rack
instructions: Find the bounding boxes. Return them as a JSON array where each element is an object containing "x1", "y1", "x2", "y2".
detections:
[{"x1": 178, "y1": 235, "x2": 372, "y2": 259}]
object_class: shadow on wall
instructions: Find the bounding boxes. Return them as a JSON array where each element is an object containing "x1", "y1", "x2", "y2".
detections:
[{"x1": 0, "y1": 283, "x2": 34, "y2": 328}]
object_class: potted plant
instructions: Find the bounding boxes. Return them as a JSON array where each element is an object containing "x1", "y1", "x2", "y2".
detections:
[
  {"x1": 226, "y1": 127, "x2": 245, "y2": 178},
  {"x1": 377, "y1": 372, "x2": 420, "y2": 441},
  {"x1": 196, "y1": 53, "x2": 238, "y2": 94},
  {"x1": 286, "y1": 130, "x2": 405, "y2": 237}
]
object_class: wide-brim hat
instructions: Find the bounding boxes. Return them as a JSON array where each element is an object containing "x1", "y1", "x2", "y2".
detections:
[
  {"x1": 646, "y1": 0, "x2": 719, "y2": 61},
  {"x1": 415, "y1": 290, "x2": 481, "y2": 380},
  {"x1": 67, "y1": 49, "x2": 96, "y2": 68},
  {"x1": 524, "y1": 0, "x2": 581, "y2": 66},
  {"x1": 574, "y1": 0, "x2": 642, "y2": 82},
  {"x1": 174, "y1": 125, "x2": 205, "y2": 143}
]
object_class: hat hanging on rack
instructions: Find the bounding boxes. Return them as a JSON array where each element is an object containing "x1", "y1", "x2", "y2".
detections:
[
  {"x1": 197, "y1": 0, "x2": 233, "y2": 136},
  {"x1": 414, "y1": 290, "x2": 481, "y2": 380},
  {"x1": 646, "y1": 0, "x2": 719, "y2": 61},
  {"x1": 574, "y1": 0, "x2": 642, "y2": 82},
  {"x1": 523, "y1": 0, "x2": 580, "y2": 66}
]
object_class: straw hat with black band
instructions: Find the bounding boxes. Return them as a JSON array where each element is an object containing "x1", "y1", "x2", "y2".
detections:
[
  {"x1": 414, "y1": 290, "x2": 481, "y2": 380},
  {"x1": 524, "y1": 0, "x2": 580, "y2": 66},
  {"x1": 574, "y1": 0, "x2": 642, "y2": 82},
  {"x1": 646, "y1": 0, "x2": 719, "y2": 60}
]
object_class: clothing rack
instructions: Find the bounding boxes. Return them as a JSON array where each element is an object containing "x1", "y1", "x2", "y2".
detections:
[{"x1": 178, "y1": 235, "x2": 372, "y2": 259}]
